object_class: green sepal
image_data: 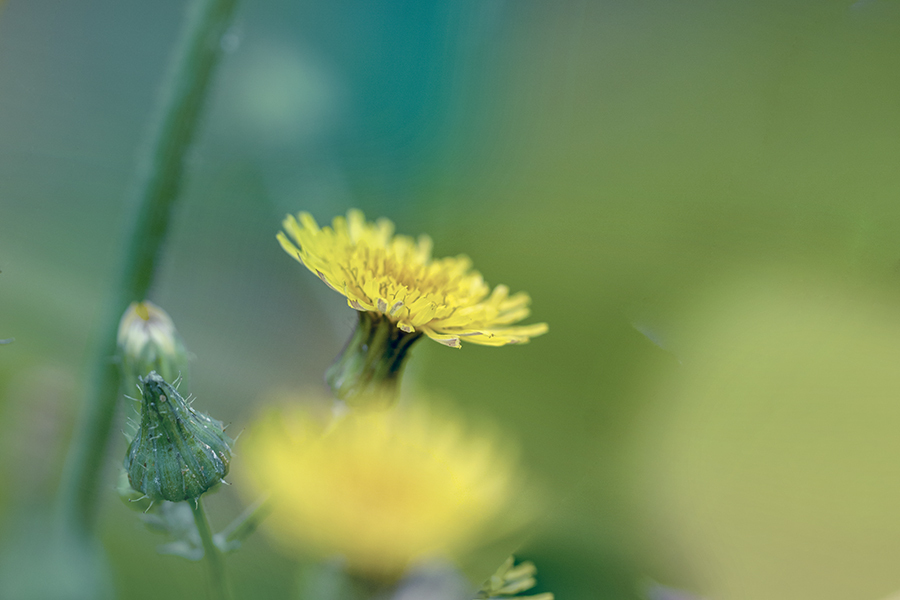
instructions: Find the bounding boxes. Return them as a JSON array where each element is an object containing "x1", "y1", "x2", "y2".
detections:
[
  {"x1": 476, "y1": 556, "x2": 554, "y2": 600},
  {"x1": 116, "y1": 468, "x2": 154, "y2": 513}
]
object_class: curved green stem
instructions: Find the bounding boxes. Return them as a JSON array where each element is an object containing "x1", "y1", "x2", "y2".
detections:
[
  {"x1": 57, "y1": 0, "x2": 238, "y2": 536},
  {"x1": 191, "y1": 498, "x2": 235, "y2": 600}
]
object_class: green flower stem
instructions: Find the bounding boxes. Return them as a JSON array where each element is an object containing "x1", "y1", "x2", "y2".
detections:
[
  {"x1": 191, "y1": 498, "x2": 235, "y2": 600},
  {"x1": 345, "y1": 571, "x2": 397, "y2": 600},
  {"x1": 58, "y1": 0, "x2": 238, "y2": 536},
  {"x1": 214, "y1": 495, "x2": 272, "y2": 552}
]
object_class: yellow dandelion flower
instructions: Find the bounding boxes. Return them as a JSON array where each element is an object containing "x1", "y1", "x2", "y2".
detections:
[
  {"x1": 242, "y1": 399, "x2": 522, "y2": 580},
  {"x1": 277, "y1": 209, "x2": 547, "y2": 348},
  {"x1": 277, "y1": 209, "x2": 548, "y2": 406}
]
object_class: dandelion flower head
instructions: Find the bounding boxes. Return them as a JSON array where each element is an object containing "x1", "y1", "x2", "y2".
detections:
[
  {"x1": 243, "y1": 399, "x2": 521, "y2": 577},
  {"x1": 277, "y1": 209, "x2": 548, "y2": 348}
]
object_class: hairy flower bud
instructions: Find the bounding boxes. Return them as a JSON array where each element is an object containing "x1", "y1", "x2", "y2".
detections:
[{"x1": 124, "y1": 372, "x2": 232, "y2": 502}]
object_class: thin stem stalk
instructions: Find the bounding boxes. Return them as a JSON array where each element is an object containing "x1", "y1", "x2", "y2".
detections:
[
  {"x1": 215, "y1": 495, "x2": 271, "y2": 552},
  {"x1": 191, "y1": 498, "x2": 235, "y2": 600},
  {"x1": 57, "y1": 0, "x2": 238, "y2": 536}
]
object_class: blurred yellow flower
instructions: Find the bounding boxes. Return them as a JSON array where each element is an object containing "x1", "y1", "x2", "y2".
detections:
[
  {"x1": 243, "y1": 399, "x2": 522, "y2": 578},
  {"x1": 277, "y1": 209, "x2": 547, "y2": 348}
]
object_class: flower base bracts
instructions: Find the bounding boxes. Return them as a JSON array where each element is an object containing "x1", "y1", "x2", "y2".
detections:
[
  {"x1": 125, "y1": 372, "x2": 232, "y2": 502},
  {"x1": 326, "y1": 311, "x2": 422, "y2": 408}
]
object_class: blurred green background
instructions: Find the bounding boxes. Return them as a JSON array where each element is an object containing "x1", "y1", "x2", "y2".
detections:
[{"x1": 2, "y1": 1, "x2": 900, "y2": 599}]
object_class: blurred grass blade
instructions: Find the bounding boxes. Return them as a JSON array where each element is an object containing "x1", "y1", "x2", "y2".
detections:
[{"x1": 57, "y1": 0, "x2": 238, "y2": 536}]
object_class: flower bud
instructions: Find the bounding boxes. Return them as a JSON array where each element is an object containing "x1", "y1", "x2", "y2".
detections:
[
  {"x1": 124, "y1": 372, "x2": 232, "y2": 502},
  {"x1": 117, "y1": 301, "x2": 190, "y2": 395}
]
